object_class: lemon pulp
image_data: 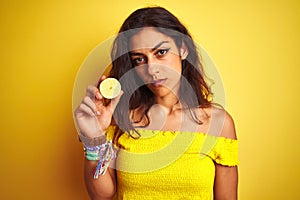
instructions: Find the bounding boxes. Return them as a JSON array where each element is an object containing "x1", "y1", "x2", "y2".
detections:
[{"x1": 99, "y1": 78, "x2": 121, "y2": 99}]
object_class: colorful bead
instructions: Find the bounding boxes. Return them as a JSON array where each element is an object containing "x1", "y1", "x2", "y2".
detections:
[{"x1": 84, "y1": 140, "x2": 116, "y2": 179}]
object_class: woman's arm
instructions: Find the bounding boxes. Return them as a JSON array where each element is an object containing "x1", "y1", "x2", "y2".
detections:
[
  {"x1": 214, "y1": 165, "x2": 238, "y2": 200},
  {"x1": 84, "y1": 160, "x2": 117, "y2": 200},
  {"x1": 74, "y1": 78, "x2": 123, "y2": 199},
  {"x1": 213, "y1": 109, "x2": 239, "y2": 200}
]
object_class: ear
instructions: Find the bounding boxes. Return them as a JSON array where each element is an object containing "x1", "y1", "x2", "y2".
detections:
[{"x1": 180, "y1": 42, "x2": 189, "y2": 60}]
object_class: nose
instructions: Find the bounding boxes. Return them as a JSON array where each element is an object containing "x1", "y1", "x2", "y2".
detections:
[{"x1": 147, "y1": 57, "x2": 158, "y2": 76}]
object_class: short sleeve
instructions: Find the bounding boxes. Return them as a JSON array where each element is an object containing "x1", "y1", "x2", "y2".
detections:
[{"x1": 207, "y1": 137, "x2": 239, "y2": 166}]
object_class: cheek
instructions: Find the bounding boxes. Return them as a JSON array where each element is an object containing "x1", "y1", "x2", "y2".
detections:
[
  {"x1": 135, "y1": 67, "x2": 148, "y2": 79},
  {"x1": 163, "y1": 56, "x2": 182, "y2": 75}
]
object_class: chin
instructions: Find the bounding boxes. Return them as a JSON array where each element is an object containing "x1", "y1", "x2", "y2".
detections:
[{"x1": 150, "y1": 87, "x2": 174, "y2": 98}]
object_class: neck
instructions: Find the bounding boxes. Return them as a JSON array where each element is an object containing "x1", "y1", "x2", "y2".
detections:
[{"x1": 155, "y1": 93, "x2": 180, "y2": 115}]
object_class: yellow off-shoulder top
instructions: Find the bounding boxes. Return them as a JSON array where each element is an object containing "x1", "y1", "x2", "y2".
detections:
[{"x1": 106, "y1": 126, "x2": 239, "y2": 200}]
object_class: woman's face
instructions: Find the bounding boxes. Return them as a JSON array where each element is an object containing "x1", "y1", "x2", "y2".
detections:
[{"x1": 129, "y1": 27, "x2": 187, "y2": 98}]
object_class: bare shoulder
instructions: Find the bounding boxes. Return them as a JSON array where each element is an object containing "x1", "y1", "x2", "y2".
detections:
[
  {"x1": 213, "y1": 106, "x2": 237, "y2": 139},
  {"x1": 201, "y1": 106, "x2": 237, "y2": 139}
]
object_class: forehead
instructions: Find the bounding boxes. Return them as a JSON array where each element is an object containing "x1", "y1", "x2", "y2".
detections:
[{"x1": 129, "y1": 27, "x2": 175, "y2": 51}]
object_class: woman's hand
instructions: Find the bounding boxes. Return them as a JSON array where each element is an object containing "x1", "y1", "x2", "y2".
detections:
[{"x1": 74, "y1": 76, "x2": 123, "y2": 138}]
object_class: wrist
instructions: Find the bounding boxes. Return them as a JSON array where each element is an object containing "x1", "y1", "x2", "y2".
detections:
[
  {"x1": 78, "y1": 131, "x2": 106, "y2": 146},
  {"x1": 83, "y1": 140, "x2": 116, "y2": 179}
]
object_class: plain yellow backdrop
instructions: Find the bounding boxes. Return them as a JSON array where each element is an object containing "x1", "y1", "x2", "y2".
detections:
[{"x1": 1, "y1": 0, "x2": 299, "y2": 199}]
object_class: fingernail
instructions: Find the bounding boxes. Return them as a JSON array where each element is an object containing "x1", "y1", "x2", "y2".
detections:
[{"x1": 96, "y1": 111, "x2": 100, "y2": 115}]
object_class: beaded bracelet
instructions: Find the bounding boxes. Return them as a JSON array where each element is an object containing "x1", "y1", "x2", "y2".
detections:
[{"x1": 84, "y1": 140, "x2": 116, "y2": 179}]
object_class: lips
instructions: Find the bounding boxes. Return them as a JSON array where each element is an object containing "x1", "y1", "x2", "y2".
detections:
[{"x1": 151, "y1": 78, "x2": 167, "y2": 87}]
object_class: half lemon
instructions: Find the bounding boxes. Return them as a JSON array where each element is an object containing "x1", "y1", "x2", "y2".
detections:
[{"x1": 99, "y1": 78, "x2": 121, "y2": 99}]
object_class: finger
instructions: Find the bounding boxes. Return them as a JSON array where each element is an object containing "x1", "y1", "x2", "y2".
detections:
[
  {"x1": 86, "y1": 85, "x2": 102, "y2": 100},
  {"x1": 108, "y1": 90, "x2": 124, "y2": 113},
  {"x1": 77, "y1": 103, "x2": 96, "y2": 117},
  {"x1": 82, "y1": 96, "x2": 101, "y2": 116}
]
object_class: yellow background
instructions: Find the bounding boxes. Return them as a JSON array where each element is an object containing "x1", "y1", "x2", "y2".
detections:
[{"x1": 1, "y1": 0, "x2": 299, "y2": 199}]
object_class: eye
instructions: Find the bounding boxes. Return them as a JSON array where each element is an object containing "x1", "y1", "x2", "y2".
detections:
[
  {"x1": 132, "y1": 57, "x2": 146, "y2": 66},
  {"x1": 156, "y1": 48, "x2": 170, "y2": 57}
]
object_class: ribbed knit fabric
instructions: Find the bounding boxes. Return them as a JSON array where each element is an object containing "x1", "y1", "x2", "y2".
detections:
[{"x1": 106, "y1": 126, "x2": 239, "y2": 200}]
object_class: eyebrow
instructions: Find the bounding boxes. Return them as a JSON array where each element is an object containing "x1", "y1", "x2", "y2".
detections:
[
  {"x1": 130, "y1": 41, "x2": 169, "y2": 56},
  {"x1": 151, "y1": 41, "x2": 169, "y2": 52}
]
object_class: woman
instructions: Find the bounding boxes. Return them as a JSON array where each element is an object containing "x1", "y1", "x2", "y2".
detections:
[{"x1": 75, "y1": 6, "x2": 238, "y2": 200}]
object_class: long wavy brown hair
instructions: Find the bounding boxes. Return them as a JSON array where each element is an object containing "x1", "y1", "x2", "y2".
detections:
[{"x1": 108, "y1": 6, "x2": 213, "y2": 146}]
